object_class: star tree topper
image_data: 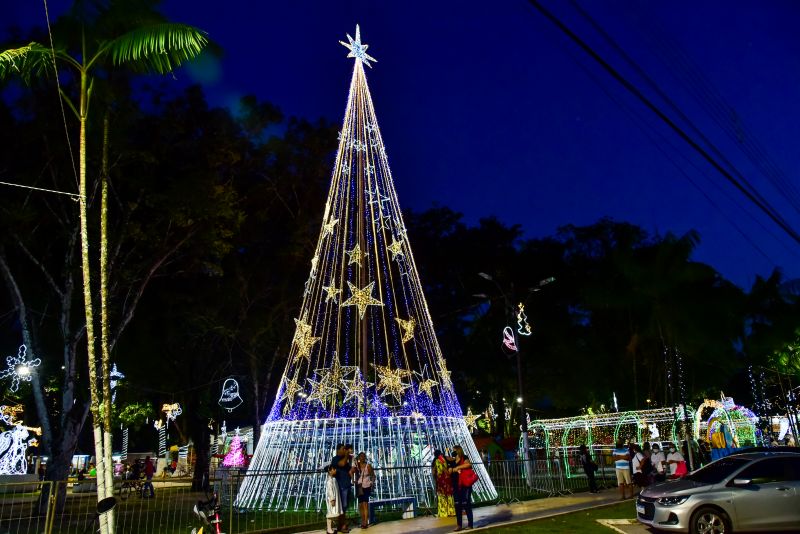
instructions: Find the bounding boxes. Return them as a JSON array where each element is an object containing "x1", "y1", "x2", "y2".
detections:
[
  {"x1": 341, "y1": 281, "x2": 384, "y2": 319},
  {"x1": 340, "y1": 25, "x2": 377, "y2": 68}
]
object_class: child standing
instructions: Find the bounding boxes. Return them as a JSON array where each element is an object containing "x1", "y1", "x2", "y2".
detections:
[{"x1": 325, "y1": 465, "x2": 342, "y2": 534}]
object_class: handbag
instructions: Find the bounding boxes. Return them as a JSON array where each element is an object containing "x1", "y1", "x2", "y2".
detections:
[
  {"x1": 459, "y1": 468, "x2": 479, "y2": 487},
  {"x1": 674, "y1": 461, "x2": 688, "y2": 477}
]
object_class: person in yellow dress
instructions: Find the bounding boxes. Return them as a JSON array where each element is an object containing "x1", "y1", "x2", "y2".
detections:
[{"x1": 432, "y1": 450, "x2": 455, "y2": 517}]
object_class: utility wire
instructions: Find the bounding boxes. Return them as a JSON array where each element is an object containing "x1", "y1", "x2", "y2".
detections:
[
  {"x1": 624, "y1": 4, "x2": 800, "y2": 217},
  {"x1": 527, "y1": 0, "x2": 800, "y2": 247},
  {"x1": 42, "y1": 0, "x2": 79, "y2": 192},
  {"x1": 558, "y1": 39, "x2": 782, "y2": 265},
  {"x1": 569, "y1": 0, "x2": 799, "y2": 225},
  {"x1": 0, "y1": 180, "x2": 80, "y2": 199}
]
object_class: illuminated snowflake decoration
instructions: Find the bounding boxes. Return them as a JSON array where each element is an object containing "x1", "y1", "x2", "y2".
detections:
[{"x1": 1, "y1": 345, "x2": 41, "y2": 392}]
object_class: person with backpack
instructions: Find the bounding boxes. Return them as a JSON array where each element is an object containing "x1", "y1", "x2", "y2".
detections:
[
  {"x1": 450, "y1": 445, "x2": 475, "y2": 531},
  {"x1": 578, "y1": 444, "x2": 599, "y2": 493},
  {"x1": 631, "y1": 444, "x2": 651, "y2": 490}
]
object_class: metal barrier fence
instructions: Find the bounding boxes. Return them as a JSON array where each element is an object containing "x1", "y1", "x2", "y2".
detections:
[{"x1": 0, "y1": 457, "x2": 608, "y2": 533}]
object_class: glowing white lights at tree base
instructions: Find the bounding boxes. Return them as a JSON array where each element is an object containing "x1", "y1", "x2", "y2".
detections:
[
  {"x1": 237, "y1": 26, "x2": 497, "y2": 510},
  {"x1": 236, "y1": 416, "x2": 494, "y2": 510}
]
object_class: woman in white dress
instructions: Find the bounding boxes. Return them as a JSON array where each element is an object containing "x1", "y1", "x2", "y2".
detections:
[{"x1": 326, "y1": 465, "x2": 343, "y2": 534}]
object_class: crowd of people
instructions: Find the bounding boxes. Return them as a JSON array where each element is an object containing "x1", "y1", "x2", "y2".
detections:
[
  {"x1": 325, "y1": 444, "x2": 375, "y2": 533},
  {"x1": 325, "y1": 443, "x2": 479, "y2": 533}
]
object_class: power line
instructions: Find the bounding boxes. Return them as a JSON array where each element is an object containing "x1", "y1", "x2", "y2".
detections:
[
  {"x1": 527, "y1": 0, "x2": 800, "y2": 247},
  {"x1": 558, "y1": 40, "x2": 783, "y2": 266},
  {"x1": 624, "y1": 4, "x2": 800, "y2": 217}
]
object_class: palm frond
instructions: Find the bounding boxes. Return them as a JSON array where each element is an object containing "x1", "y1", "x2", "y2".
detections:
[
  {"x1": 105, "y1": 23, "x2": 209, "y2": 74},
  {"x1": 0, "y1": 43, "x2": 54, "y2": 83}
]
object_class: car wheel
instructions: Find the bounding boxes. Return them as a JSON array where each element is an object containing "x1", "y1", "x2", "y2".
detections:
[{"x1": 690, "y1": 507, "x2": 732, "y2": 534}]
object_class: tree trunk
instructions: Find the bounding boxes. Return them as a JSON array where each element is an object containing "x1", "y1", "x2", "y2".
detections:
[
  {"x1": 40, "y1": 400, "x2": 90, "y2": 514},
  {"x1": 99, "y1": 112, "x2": 116, "y2": 532},
  {"x1": 78, "y1": 69, "x2": 110, "y2": 534},
  {"x1": 190, "y1": 406, "x2": 211, "y2": 491}
]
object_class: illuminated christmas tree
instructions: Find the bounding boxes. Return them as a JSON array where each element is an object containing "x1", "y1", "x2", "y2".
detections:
[
  {"x1": 237, "y1": 26, "x2": 496, "y2": 510},
  {"x1": 222, "y1": 434, "x2": 246, "y2": 468}
]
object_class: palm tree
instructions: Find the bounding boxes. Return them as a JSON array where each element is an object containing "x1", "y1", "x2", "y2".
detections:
[{"x1": 1, "y1": 2, "x2": 208, "y2": 530}]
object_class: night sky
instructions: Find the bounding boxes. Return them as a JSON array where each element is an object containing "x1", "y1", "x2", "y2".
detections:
[{"x1": 7, "y1": 1, "x2": 800, "y2": 288}]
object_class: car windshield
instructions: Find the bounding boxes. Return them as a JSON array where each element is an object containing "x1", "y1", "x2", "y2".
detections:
[{"x1": 685, "y1": 457, "x2": 750, "y2": 484}]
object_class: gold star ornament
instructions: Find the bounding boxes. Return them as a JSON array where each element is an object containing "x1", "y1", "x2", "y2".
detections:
[
  {"x1": 279, "y1": 376, "x2": 303, "y2": 414},
  {"x1": 387, "y1": 237, "x2": 404, "y2": 261},
  {"x1": 323, "y1": 284, "x2": 342, "y2": 303},
  {"x1": 292, "y1": 318, "x2": 321, "y2": 363},
  {"x1": 395, "y1": 316, "x2": 416, "y2": 343},
  {"x1": 374, "y1": 364, "x2": 411, "y2": 403},
  {"x1": 463, "y1": 408, "x2": 481, "y2": 433},
  {"x1": 346, "y1": 244, "x2": 365, "y2": 266},
  {"x1": 341, "y1": 281, "x2": 383, "y2": 319},
  {"x1": 417, "y1": 378, "x2": 438, "y2": 397},
  {"x1": 323, "y1": 218, "x2": 339, "y2": 237}
]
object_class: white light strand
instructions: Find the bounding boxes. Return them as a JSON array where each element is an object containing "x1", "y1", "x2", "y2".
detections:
[
  {"x1": 1, "y1": 345, "x2": 41, "y2": 392},
  {"x1": 121, "y1": 428, "x2": 129, "y2": 461}
]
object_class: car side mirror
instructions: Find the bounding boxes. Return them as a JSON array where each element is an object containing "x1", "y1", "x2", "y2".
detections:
[{"x1": 732, "y1": 478, "x2": 752, "y2": 487}]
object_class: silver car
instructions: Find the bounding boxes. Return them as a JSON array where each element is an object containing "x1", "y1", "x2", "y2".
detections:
[{"x1": 636, "y1": 451, "x2": 800, "y2": 533}]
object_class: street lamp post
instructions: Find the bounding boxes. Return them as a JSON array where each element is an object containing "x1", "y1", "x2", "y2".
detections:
[{"x1": 478, "y1": 273, "x2": 554, "y2": 488}]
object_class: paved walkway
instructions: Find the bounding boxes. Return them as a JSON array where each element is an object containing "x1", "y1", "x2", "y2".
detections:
[{"x1": 299, "y1": 490, "x2": 635, "y2": 533}]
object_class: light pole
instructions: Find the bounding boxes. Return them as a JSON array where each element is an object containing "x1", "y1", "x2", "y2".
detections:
[{"x1": 478, "y1": 273, "x2": 554, "y2": 487}]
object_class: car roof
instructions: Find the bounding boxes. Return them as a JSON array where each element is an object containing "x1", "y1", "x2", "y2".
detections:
[{"x1": 727, "y1": 451, "x2": 800, "y2": 460}]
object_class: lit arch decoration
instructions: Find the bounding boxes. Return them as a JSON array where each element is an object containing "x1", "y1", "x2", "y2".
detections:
[
  {"x1": 694, "y1": 399, "x2": 735, "y2": 446},
  {"x1": 705, "y1": 405, "x2": 759, "y2": 448},
  {"x1": 522, "y1": 407, "x2": 695, "y2": 479},
  {"x1": 613, "y1": 411, "x2": 643, "y2": 445}
]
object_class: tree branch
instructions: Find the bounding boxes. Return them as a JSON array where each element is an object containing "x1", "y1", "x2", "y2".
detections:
[{"x1": 12, "y1": 234, "x2": 64, "y2": 298}]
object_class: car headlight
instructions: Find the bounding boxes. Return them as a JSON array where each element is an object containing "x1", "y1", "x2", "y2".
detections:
[{"x1": 658, "y1": 496, "x2": 690, "y2": 506}]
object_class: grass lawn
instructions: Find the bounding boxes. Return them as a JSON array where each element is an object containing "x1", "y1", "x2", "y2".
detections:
[{"x1": 484, "y1": 501, "x2": 637, "y2": 533}]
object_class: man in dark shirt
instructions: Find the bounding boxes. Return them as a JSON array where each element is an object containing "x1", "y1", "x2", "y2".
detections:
[{"x1": 331, "y1": 443, "x2": 353, "y2": 533}]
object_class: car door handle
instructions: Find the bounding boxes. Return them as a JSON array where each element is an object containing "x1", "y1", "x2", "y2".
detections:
[{"x1": 776, "y1": 487, "x2": 791, "y2": 491}]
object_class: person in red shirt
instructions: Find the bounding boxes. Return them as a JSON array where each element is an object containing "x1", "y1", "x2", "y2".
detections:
[{"x1": 143, "y1": 456, "x2": 155, "y2": 498}]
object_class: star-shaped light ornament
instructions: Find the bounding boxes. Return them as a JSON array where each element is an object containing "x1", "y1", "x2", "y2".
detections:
[
  {"x1": 292, "y1": 318, "x2": 321, "y2": 363},
  {"x1": 323, "y1": 284, "x2": 342, "y2": 304},
  {"x1": 340, "y1": 368, "x2": 372, "y2": 407},
  {"x1": 346, "y1": 244, "x2": 365, "y2": 266},
  {"x1": 339, "y1": 25, "x2": 377, "y2": 68},
  {"x1": 387, "y1": 237, "x2": 405, "y2": 261},
  {"x1": 463, "y1": 407, "x2": 481, "y2": 433},
  {"x1": 417, "y1": 378, "x2": 439, "y2": 398},
  {"x1": 316, "y1": 353, "x2": 346, "y2": 386},
  {"x1": 395, "y1": 316, "x2": 416, "y2": 343},
  {"x1": 306, "y1": 375, "x2": 339, "y2": 411},
  {"x1": 374, "y1": 364, "x2": 411, "y2": 403},
  {"x1": 341, "y1": 281, "x2": 384, "y2": 319},
  {"x1": 323, "y1": 218, "x2": 339, "y2": 237},
  {"x1": 279, "y1": 376, "x2": 303, "y2": 414},
  {"x1": 436, "y1": 355, "x2": 453, "y2": 390}
]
